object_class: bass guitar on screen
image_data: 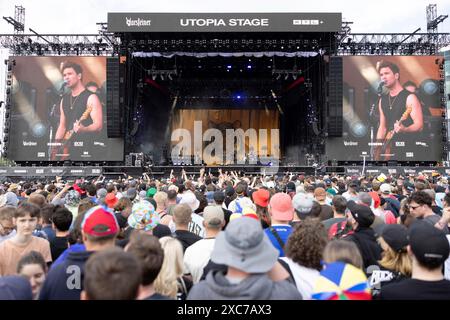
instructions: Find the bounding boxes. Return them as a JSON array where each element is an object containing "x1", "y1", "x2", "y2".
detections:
[
  {"x1": 50, "y1": 106, "x2": 92, "y2": 161},
  {"x1": 374, "y1": 106, "x2": 412, "y2": 161}
]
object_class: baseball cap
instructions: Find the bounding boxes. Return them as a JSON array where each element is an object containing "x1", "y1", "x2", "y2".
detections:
[
  {"x1": 138, "y1": 190, "x2": 147, "y2": 200},
  {"x1": 73, "y1": 184, "x2": 86, "y2": 195},
  {"x1": 225, "y1": 186, "x2": 235, "y2": 197},
  {"x1": 146, "y1": 188, "x2": 157, "y2": 198},
  {"x1": 347, "y1": 201, "x2": 375, "y2": 228},
  {"x1": 380, "y1": 183, "x2": 392, "y2": 194},
  {"x1": 203, "y1": 205, "x2": 225, "y2": 228},
  {"x1": 292, "y1": 193, "x2": 314, "y2": 219},
  {"x1": 403, "y1": 182, "x2": 415, "y2": 193},
  {"x1": 381, "y1": 224, "x2": 409, "y2": 252},
  {"x1": 4, "y1": 192, "x2": 18, "y2": 208},
  {"x1": 81, "y1": 205, "x2": 120, "y2": 237},
  {"x1": 377, "y1": 173, "x2": 387, "y2": 183},
  {"x1": 126, "y1": 188, "x2": 137, "y2": 200},
  {"x1": 213, "y1": 190, "x2": 225, "y2": 203},
  {"x1": 252, "y1": 189, "x2": 270, "y2": 208},
  {"x1": 104, "y1": 193, "x2": 118, "y2": 209},
  {"x1": 408, "y1": 220, "x2": 450, "y2": 266},
  {"x1": 96, "y1": 188, "x2": 107, "y2": 199},
  {"x1": 269, "y1": 193, "x2": 294, "y2": 221},
  {"x1": 286, "y1": 182, "x2": 296, "y2": 193},
  {"x1": 348, "y1": 180, "x2": 359, "y2": 188}
]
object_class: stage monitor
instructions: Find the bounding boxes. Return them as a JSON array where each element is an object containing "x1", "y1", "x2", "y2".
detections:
[
  {"x1": 326, "y1": 56, "x2": 443, "y2": 162},
  {"x1": 7, "y1": 56, "x2": 124, "y2": 162}
]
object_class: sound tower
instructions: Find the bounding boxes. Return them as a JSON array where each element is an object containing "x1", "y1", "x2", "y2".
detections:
[
  {"x1": 328, "y1": 57, "x2": 343, "y2": 137},
  {"x1": 106, "y1": 57, "x2": 123, "y2": 137}
]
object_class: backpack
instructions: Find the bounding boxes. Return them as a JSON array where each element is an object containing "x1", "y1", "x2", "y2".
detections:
[{"x1": 328, "y1": 220, "x2": 354, "y2": 240}]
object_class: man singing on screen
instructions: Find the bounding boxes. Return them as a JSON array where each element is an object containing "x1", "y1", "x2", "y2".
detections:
[
  {"x1": 51, "y1": 61, "x2": 103, "y2": 161},
  {"x1": 374, "y1": 60, "x2": 423, "y2": 161}
]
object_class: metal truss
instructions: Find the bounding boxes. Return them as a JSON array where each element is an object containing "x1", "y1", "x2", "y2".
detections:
[
  {"x1": 0, "y1": 33, "x2": 120, "y2": 56},
  {"x1": 122, "y1": 38, "x2": 323, "y2": 52},
  {"x1": 336, "y1": 33, "x2": 450, "y2": 55},
  {"x1": 1, "y1": 30, "x2": 449, "y2": 56}
]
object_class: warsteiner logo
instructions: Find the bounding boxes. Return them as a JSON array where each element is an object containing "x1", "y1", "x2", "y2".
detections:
[{"x1": 126, "y1": 17, "x2": 151, "y2": 27}]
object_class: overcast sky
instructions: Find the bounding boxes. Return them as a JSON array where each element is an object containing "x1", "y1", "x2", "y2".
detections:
[
  {"x1": 1, "y1": 0, "x2": 450, "y2": 105},
  {"x1": 0, "y1": 0, "x2": 450, "y2": 34}
]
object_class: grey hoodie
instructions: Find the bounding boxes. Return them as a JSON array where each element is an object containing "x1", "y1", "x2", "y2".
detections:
[{"x1": 187, "y1": 270, "x2": 302, "y2": 300}]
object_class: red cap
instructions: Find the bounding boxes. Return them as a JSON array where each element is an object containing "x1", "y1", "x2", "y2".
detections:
[
  {"x1": 252, "y1": 189, "x2": 270, "y2": 207},
  {"x1": 269, "y1": 193, "x2": 294, "y2": 221},
  {"x1": 73, "y1": 184, "x2": 86, "y2": 195},
  {"x1": 105, "y1": 193, "x2": 118, "y2": 209},
  {"x1": 81, "y1": 206, "x2": 119, "y2": 237}
]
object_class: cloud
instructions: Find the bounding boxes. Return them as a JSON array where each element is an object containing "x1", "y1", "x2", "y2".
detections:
[{"x1": 0, "y1": 0, "x2": 449, "y2": 34}]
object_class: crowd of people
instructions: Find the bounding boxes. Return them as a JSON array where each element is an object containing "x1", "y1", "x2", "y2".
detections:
[{"x1": 0, "y1": 167, "x2": 449, "y2": 300}]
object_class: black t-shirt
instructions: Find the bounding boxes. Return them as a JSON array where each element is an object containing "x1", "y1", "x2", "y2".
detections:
[
  {"x1": 173, "y1": 230, "x2": 202, "y2": 252},
  {"x1": 368, "y1": 266, "x2": 408, "y2": 299},
  {"x1": 50, "y1": 236, "x2": 69, "y2": 261},
  {"x1": 221, "y1": 207, "x2": 232, "y2": 230},
  {"x1": 224, "y1": 196, "x2": 233, "y2": 209},
  {"x1": 380, "y1": 278, "x2": 450, "y2": 300},
  {"x1": 380, "y1": 89, "x2": 414, "y2": 132}
]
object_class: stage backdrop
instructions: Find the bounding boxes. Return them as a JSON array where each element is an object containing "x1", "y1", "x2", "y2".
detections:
[
  {"x1": 7, "y1": 56, "x2": 124, "y2": 162},
  {"x1": 326, "y1": 55, "x2": 443, "y2": 162},
  {"x1": 171, "y1": 109, "x2": 280, "y2": 164}
]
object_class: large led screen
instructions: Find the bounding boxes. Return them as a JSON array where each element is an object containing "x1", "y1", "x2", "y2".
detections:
[
  {"x1": 326, "y1": 56, "x2": 443, "y2": 162},
  {"x1": 7, "y1": 56, "x2": 123, "y2": 161}
]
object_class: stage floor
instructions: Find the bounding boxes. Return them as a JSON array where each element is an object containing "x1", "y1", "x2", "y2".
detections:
[{"x1": 0, "y1": 164, "x2": 446, "y2": 179}]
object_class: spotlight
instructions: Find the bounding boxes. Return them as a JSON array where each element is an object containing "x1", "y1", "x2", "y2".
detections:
[
  {"x1": 247, "y1": 65, "x2": 252, "y2": 69},
  {"x1": 284, "y1": 73, "x2": 289, "y2": 80},
  {"x1": 168, "y1": 73, "x2": 173, "y2": 81},
  {"x1": 152, "y1": 74, "x2": 157, "y2": 81},
  {"x1": 227, "y1": 65, "x2": 232, "y2": 69}
]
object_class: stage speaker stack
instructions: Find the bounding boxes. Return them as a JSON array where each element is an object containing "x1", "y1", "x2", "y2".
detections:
[
  {"x1": 106, "y1": 57, "x2": 123, "y2": 137},
  {"x1": 328, "y1": 57, "x2": 343, "y2": 137},
  {"x1": 125, "y1": 154, "x2": 133, "y2": 166}
]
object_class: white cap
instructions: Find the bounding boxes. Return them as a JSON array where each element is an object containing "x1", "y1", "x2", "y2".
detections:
[{"x1": 380, "y1": 183, "x2": 392, "y2": 194}]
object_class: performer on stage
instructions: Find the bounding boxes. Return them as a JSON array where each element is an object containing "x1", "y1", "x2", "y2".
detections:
[
  {"x1": 374, "y1": 60, "x2": 423, "y2": 161},
  {"x1": 51, "y1": 61, "x2": 103, "y2": 160}
]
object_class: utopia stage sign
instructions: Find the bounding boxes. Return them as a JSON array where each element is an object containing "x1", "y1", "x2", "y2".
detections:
[{"x1": 108, "y1": 12, "x2": 342, "y2": 32}]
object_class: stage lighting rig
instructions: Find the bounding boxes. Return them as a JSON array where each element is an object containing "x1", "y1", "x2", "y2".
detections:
[{"x1": 147, "y1": 68, "x2": 178, "y2": 81}]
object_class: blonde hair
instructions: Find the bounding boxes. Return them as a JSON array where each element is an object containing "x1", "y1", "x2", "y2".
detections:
[
  {"x1": 154, "y1": 236, "x2": 184, "y2": 298},
  {"x1": 378, "y1": 237, "x2": 412, "y2": 276},
  {"x1": 323, "y1": 240, "x2": 364, "y2": 269},
  {"x1": 154, "y1": 192, "x2": 168, "y2": 206}
]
